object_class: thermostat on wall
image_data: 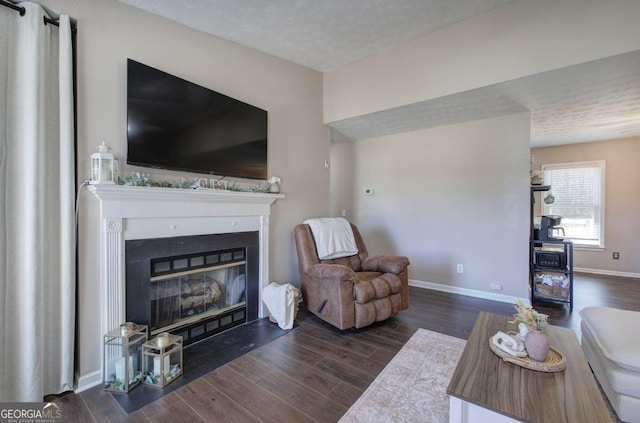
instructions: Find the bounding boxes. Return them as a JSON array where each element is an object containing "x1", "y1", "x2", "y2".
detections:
[{"x1": 364, "y1": 188, "x2": 374, "y2": 196}]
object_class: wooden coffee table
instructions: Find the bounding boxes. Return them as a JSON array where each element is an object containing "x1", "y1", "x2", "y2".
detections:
[{"x1": 447, "y1": 311, "x2": 610, "y2": 423}]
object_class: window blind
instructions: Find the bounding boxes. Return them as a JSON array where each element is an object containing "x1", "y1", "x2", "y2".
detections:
[{"x1": 542, "y1": 161, "x2": 604, "y2": 247}]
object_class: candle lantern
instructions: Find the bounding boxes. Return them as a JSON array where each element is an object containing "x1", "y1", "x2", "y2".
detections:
[
  {"x1": 103, "y1": 322, "x2": 147, "y2": 393},
  {"x1": 142, "y1": 332, "x2": 183, "y2": 388},
  {"x1": 90, "y1": 141, "x2": 117, "y2": 184}
]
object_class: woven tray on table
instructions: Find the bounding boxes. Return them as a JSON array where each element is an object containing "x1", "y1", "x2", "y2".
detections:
[{"x1": 488, "y1": 335, "x2": 567, "y2": 372}]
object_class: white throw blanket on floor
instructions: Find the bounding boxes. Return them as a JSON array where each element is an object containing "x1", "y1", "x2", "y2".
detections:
[
  {"x1": 262, "y1": 282, "x2": 299, "y2": 330},
  {"x1": 304, "y1": 217, "x2": 358, "y2": 259}
]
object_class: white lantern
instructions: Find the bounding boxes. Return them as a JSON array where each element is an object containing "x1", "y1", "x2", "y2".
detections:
[{"x1": 90, "y1": 142, "x2": 117, "y2": 184}]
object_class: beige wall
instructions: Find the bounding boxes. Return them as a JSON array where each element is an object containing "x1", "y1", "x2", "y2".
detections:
[
  {"x1": 531, "y1": 137, "x2": 640, "y2": 276},
  {"x1": 324, "y1": 0, "x2": 640, "y2": 123},
  {"x1": 38, "y1": 0, "x2": 329, "y2": 388},
  {"x1": 331, "y1": 113, "x2": 532, "y2": 299}
]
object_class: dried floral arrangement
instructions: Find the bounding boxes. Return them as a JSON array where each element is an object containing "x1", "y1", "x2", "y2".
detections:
[{"x1": 510, "y1": 298, "x2": 548, "y2": 331}]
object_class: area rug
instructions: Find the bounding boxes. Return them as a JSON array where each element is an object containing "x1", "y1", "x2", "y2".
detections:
[{"x1": 339, "y1": 328, "x2": 466, "y2": 423}]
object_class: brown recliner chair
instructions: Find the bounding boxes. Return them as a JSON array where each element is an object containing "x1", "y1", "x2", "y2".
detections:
[{"x1": 294, "y1": 222, "x2": 410, "y2": 330}]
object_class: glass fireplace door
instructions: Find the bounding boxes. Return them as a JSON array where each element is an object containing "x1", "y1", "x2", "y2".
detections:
[{"x1": 149, "y1": 248, "x2": 247, "y2": 336}]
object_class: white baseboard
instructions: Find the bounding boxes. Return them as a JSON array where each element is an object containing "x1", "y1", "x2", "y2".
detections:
[
  {"x1": 409, "y1": 279, "x2": 523, "y2": 304},
  {"x1": 75, "y1": 370, "x2": 102, "y2": 394},
  {"x1": 574, "y1": 267, "x2": 640, "y2": 279}
]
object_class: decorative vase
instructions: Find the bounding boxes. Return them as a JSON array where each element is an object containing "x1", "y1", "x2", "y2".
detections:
[{"x1": 524, "y1": 330, "x2": 550, "y2": 361}]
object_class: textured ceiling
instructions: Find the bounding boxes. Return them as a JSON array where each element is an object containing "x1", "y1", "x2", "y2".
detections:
[
  {"x1": 118, "y1": 0, "x2": 514, "y2": 72},
  {"x1": 119, "y1": 0, "x2": 640, "y2": 147}
]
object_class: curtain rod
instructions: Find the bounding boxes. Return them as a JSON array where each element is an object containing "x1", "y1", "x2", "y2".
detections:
[
  {"x1": 44, "y1": 15, "x2": 78, "y2": 33},
  {"x1": 0, "y1": 0, "x2": 25, "y2": 16},
  {"x1": 1, "y1": 0, "x2": 77, "y2": 32}
]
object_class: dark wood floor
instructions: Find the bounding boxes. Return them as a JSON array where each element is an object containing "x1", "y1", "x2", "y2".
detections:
[
  {"x1": 532, "y1": 272, "x2": 640, "y2": 337},
  {"x1": 54, "y1": 273, "x2": 640, "y2": 422}
]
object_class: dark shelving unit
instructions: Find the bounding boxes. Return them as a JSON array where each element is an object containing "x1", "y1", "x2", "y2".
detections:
[{"x1": 529, "y1": 185, "x2": 574, "y2": 310}]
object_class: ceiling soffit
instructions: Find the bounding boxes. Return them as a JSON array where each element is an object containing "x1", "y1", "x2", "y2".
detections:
[{"x1": 329, "y1": 50, "x2": 640, "y2": 147}]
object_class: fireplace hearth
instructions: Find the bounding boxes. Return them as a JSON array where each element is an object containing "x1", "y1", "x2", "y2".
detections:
[{"x1": 126, "y1": 232, "x2": 259, "y2": 346}]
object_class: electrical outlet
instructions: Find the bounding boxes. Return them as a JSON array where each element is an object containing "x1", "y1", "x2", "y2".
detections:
[
  {"x1": 456, "y1": 264, "x2": 464, "y2": 273},
  {"x1": 613, "y1": 252, "x2": 620, "y2": 260}
]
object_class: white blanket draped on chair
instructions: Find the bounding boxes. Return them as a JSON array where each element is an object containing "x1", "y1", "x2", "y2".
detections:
[{"x1": 304, "y1": 217, "x2": 358, "y2": 259}]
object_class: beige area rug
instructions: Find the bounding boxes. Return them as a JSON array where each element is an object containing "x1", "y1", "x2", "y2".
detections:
[{"x1": 339, "y1": 328, "x2": 466, "y2": 423}]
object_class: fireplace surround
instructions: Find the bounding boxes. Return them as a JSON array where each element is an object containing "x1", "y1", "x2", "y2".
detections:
[{"x1": 88, "y1": 184, "x2": 283, "y2": 350}]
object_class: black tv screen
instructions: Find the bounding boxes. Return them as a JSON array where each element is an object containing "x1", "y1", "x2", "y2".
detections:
[{"x1": 126, "y1": 59, "x2": 268, "y2": 180}]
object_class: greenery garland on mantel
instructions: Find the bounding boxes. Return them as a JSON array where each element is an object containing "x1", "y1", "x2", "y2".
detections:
[{"x1": 117, "y1": 172, "x2": 270, "y2": 193}]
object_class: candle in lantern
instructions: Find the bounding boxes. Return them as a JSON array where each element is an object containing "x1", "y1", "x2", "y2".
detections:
[
  {"x1": 153, "y1": 355, "x2": 171, "y2": 376},
  {"x1": 115, "y1": 356, "x2": 133, "y2": 383}
]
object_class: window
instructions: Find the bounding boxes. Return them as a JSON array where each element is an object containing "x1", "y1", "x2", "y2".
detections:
[{"x1": 542, "y1": 161, "x2": 604, "y2": 248}]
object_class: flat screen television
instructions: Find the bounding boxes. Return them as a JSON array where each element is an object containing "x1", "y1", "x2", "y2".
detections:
[{"x1": 126, "y1": 59, "x2": 268, "y2": 180}]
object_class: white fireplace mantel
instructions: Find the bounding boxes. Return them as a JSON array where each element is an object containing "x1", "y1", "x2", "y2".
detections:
[{"x1": 88, "y1": 184, "x2": 284, "y2": 338}]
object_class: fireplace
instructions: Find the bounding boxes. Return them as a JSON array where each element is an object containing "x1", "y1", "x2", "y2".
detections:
[
  {"x1": 88, "y1": 184, "x2": 283, "y2": 355},
  {"x1": 126, "y1": 232, "x2": 259, "y2": 345}
]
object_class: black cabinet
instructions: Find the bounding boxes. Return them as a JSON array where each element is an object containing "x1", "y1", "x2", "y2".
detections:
[{"x1": 530, "y1": 186, "x2": 574, "y2": 310}]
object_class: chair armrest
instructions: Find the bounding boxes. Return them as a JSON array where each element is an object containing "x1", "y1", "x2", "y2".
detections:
[
  {"x1": 307, "y1": 263, "x2": 359, "y2": 284},
  {"x1": 361, "y1": 255, "x2": 410, "y2": 274}
]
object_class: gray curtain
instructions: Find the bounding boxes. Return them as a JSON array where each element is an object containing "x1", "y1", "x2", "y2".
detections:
[{"x1": 0, "y1": 2, "x2": 75, "y2": 401}]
